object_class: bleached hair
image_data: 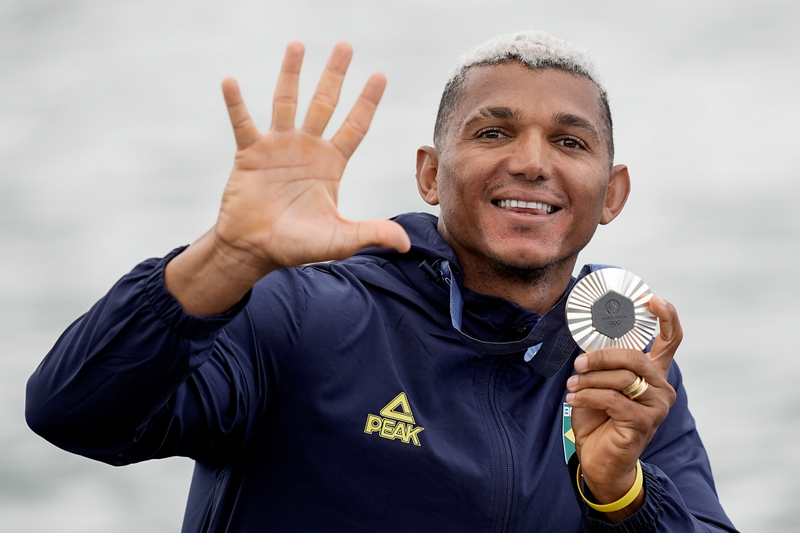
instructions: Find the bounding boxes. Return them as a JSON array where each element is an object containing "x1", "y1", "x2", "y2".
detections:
[{"x1": 434, "y1": 30, "x2": 614, "y2": 160}]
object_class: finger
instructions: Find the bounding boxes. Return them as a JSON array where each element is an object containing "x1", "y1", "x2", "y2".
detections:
[
  {"x1": 303, "y1": 42, "x2": 353, "y2": 136},
  {"x1": 569, "y1": 350, "x2": 676, "y2": 409},
  {"x1": 333, "y1": 219, "x2": 411, "y2": 258},
  {"x1": 272, "y1": 41, "x2": 305, "y2": 132},
  {"x1": 567, "y1": 387, "x2": 646, "y2": 418},
  {"x1": 567, "y1": 394, "x2": 663, "y2": 474},
  {"x1": 566, "y1": 369, "x2": 639, "y2": 394},
  {"x1": 331, "y1": 72, "x2": 387, "y2": 160},
  {"x1": 647, "y1": 295, "x2": 683, "y2": 375},
  {"x1": 567, "y1": 382, "x2": 673, "y2": 425},
  {"x1": 575, "y1": 349, "x2": 656, "y2": 378},
  {"x1": 222, "y1": 78, "x2": 261, "y2": 150}
]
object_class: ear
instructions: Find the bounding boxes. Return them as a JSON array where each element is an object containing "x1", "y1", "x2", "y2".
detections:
[
  {"x1": 415, "y1": 146, "x2": 440, "y2": 206},
  {"x1": 599, "y1": 164, "x2": 631, "y2": 225}
]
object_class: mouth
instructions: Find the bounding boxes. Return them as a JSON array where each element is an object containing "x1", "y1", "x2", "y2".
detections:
[{"x1": 492, "y1": 199, "x2": 561, "y2": 215}]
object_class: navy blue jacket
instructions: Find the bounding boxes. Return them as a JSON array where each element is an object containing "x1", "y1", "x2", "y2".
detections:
[{"x1": 26, "y1": 213, "x2": 736, "y2": 532}]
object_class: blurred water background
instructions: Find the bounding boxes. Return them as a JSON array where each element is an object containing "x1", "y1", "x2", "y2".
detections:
[{"x1": 2, "y1": 0, "x2": 799, "y2": 531}]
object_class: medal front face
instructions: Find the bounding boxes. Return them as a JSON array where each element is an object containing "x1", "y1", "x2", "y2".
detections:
[{"x1": 566, "y1": 268, "x2": 657, "y2": 352}]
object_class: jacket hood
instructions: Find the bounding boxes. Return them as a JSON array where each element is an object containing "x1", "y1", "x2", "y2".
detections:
[
  {"x1": 350, "y1": 212, "x2": 607, "y2": 377},
  {"x1": 356, "y1": 212, "x2": 461, "y2": 267},
  {"x1": 354, "y1": 212, "x2": 535, "y2": 335}
]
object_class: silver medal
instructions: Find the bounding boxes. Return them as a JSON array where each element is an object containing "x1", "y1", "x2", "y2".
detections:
[{"x1": 566, "y1": 268, "x2": 657, "y2": 352}]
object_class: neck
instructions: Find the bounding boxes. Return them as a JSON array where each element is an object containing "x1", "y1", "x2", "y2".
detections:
[{"x1": 455, "y1": 252, "x2": 576, "y2": 315}]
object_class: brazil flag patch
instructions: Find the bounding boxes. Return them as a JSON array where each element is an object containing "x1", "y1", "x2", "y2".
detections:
[{"x1": 563, "y1": 402, "x2": 575, "y2": 464}]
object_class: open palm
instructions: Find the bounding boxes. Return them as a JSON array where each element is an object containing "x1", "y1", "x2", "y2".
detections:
[{"x1": 215, "y1": 42, "x2": 409, "y2": 273}]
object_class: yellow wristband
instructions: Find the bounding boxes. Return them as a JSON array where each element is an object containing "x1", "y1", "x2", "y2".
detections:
[{"x1": 576, "y1": 460, "x2": 644, "y2": 513}]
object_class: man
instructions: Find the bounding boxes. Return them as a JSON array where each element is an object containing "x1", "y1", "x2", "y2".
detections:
[{"x1": 26, "y1": 31, "x2": 737, "y2": 531}]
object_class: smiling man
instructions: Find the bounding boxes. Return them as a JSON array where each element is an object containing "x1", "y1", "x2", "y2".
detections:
[
  {"x1": 417, "y1": 60, "x2": 629, "y2": 314},
  {"x1": 27, "y1": 31, "x2": 737, "y2": 532}
]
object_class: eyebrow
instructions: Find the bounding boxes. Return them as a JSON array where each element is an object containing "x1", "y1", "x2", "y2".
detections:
[
  {"x1": 462, "y1": 106, "x2": 522, "y2": 129},
  {"x1": 552, "y1": 112, "x2": 601, "y2": 142},
  {"x1": 462, "y1": 107, "x2": 602, "y2": 143}
]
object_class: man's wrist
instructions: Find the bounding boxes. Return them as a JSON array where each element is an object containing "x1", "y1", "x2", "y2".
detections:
[
  {"x1": 165, "y1": 228, "x2": 273, "y2": 316},
  {"x1": 577, "y1": 461, "x2": 646, "y2": 523},
  {"x1": 577, "y1": 461, "x2": 645, "y2": 522}
]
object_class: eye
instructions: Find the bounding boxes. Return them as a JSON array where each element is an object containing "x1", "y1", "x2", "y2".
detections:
[
  {"x1": 557, "y1": 137, "x2": 586, "y2": 150},
  {"x1": 477, "y1": 128, "x2": 508, "y2": 140}
]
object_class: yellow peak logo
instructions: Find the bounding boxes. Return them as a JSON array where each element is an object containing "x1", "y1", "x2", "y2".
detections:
[{"x1": 364, "y1": 392, "x2": 424, "y2": 446}]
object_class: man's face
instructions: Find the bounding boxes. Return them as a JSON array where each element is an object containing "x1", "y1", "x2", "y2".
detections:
[{"x1": 417, "y1": 62, "x2": 628, "y2": 281}]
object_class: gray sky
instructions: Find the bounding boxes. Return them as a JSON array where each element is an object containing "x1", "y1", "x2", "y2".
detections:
[{"x1": 2, "y1": 1, "x2": 798, "y2": 531}]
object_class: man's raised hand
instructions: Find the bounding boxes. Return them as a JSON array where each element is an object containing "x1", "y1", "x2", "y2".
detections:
[{"x1": 165, "y1": 42, "x2": 411, "y2": 315}]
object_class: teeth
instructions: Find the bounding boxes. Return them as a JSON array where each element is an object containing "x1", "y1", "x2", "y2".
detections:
[{"x1": 498, "y1": 199, "x2": 554, "y2": 213}]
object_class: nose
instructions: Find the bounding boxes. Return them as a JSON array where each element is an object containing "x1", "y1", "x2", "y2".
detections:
[{"x1": 506, "y1": 130, "x2": 552, "y2": 180}]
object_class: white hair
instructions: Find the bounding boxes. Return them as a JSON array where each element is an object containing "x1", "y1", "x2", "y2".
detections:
[
  {"x1": 434, "y1": 30, "x2": 613, "y2": 159},
  {"x1": 447, "y1": 30, "x2": 604, "y2": 94}
]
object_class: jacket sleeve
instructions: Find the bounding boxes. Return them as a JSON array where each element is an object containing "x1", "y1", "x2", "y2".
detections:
[
  {"x1": 574, "y1": 364, "x2": 738, "y2": 533},
  {"x1": 25, "y1": 248, "x2": 305, "y2": 468}
]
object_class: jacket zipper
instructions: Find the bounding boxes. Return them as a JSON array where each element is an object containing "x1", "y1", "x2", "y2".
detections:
[{"x1": 487, "y1": 356, "x2": 514, "y2": 533}]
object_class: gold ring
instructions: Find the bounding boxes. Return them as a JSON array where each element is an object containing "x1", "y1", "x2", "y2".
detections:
[{"x1": 622, "y1": 375, "x2": 649, "y2": 400}]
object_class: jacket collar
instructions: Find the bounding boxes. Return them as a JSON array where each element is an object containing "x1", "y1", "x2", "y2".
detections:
[{"x1": 356, "y1": 212, "x2": 609, "y2": 378}]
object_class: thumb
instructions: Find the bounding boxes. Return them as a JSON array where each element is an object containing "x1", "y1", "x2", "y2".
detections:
[
  {"x1": 647, "y1": 295, "x2": 683, "y2": 375},
  {"x1": 341, "y1": 219, "x2": 411, "y2": 256}
]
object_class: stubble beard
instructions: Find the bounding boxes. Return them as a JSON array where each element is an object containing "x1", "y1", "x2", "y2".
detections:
[
  {"x1": 469, "y1": 221, "x2": 593, "y2": 304},
  {"x1": 483, "y1": 245, "x2": 579, "y2": 287}
]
